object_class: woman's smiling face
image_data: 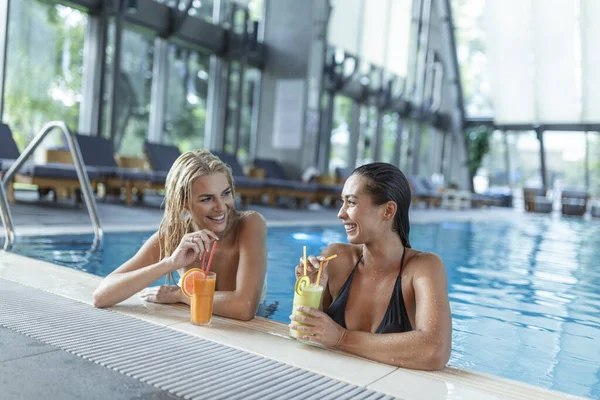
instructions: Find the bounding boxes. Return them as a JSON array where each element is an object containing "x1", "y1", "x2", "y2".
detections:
[
  {"x1": 189, "y1": 172, "x2": 234, "y2": 233},
  {"x1": 337, "y1": 174, "x2": 386, "y2": 244}
]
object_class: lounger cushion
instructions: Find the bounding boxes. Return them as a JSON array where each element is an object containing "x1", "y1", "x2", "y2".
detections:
[
  {"x1": 263, "y1": 178, "x2": 318, "y2": 192},
  {"x1": 335, "y1": 167, "x2": 352, "y2": 183},
  {"x1": 144, "y1": 141, "x2": 181, "y2": 172},
  {"x1": 318, "y1": 183, "x2": 343, "y2": 194},
  {"x1": 76, "y1": 134, "x2": 119, "y2": 168},
  {"x1": 1, "y1": 159, "x2": 16, "y2": 172},
  {"x1": 234, "y1": 176, "x2": 265, "y2": 189},
  {"x1": 19, "y1": 163, "x2": 101, "y2": 180},
  {"x1": 561, "y1": 190, "x2": 588, "y2": 199},
  {"x1": 72, "y1": 135, "x2": 156, "y2": 182},
  {"x1": 254, "y1": 159, "x2": 288, "y2": 180},
  {"x1": 148, "y1": 171, "x2": 168, "y2": 185},
  {"x1": 0, "y1": 124, "x2": 21, "y2": 160},
  {"x1": 211, "y1": 151, "x2": 245, "y2": 177},
  {"x1": 407, "y1": 176, "x2": 441, "y2": 198},
  {"x1": 96, "y1": 167, "x2": 151, "y2": 181}
]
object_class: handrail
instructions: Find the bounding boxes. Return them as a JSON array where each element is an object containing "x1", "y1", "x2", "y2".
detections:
[
  {"x1": 0, "y1": 176, "x2": 15, "y2": 250},
  {"x1": 1, "y1": 121, "x2": 103, "y2": 250}
]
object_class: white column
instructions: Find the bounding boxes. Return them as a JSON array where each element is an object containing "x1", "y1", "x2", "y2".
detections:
[{"x1": 148, "y1": 38, "x2": 169, "y2": 143}]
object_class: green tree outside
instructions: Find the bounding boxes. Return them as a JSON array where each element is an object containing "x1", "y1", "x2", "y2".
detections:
[{"x1": 3, "y1": 1, "x2": 85, "y2": 151}]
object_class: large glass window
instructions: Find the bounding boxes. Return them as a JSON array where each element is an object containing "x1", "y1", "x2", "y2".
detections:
[
  {"x1": 162, "y1": 46, "x2": 210, "y2": 153},
  {"x1": 223, "y1": 61, "x2": 241, "y2": 155},
  {"x1": 356, "y1": 106, "x2": 376, "y2": 166},
  {"x1": 104, "y1": 26, "x2": 154, "y2": 156},
  {"x1": 223, "y1": 63, "x2": 259, "y2": 164},
  {"x1": 589, "y1": 132, "x2": 600, "y2": 198},
  {"x1": 152, "y1": 0, "x2": 214, "y2": 23},
  {"x1": 544, "y1": 131, "x2": 587, "y2": 193},
  {"x1": 237, "y1": 67, "x2": 259, "y2": 164},
  {"x1": 417, "y1": 124, "x2": 432, "y2": 177},
  {"x1": 222, "y1": 0, "x2": 264, "y2": 32},
  {"x1": 507, "y1": 131, "x2": 542, "y2": 189},
  {"x1": 452, "y1": 0, "x2": 492, "y2": 117},
  {"x1": 328, "y1": 96, "x2": 352, "y2": 173},
  {"x1": 380, "y1": 112, "x2": 398, "y2": 164},
  {"x1": 399, "y1": 120, "x2": 414, "y2": 174},
  {"x1": 3, "y1": 1, "x2": 86, "y2": 150},
  {"x1": 480, "y1": 130, "x2": 510, "y2": 190}
]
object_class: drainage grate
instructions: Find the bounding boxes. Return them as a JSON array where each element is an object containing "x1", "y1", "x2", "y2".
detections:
[{"x1": 0, "y1": 279, "x2": 397, "y2": 400}]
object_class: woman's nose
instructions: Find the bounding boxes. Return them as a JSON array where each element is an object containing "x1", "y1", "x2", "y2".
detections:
[
  {"x1": 214, "y1": 199, "x2": 225, "y2": 212},
  {"x1": 337, "y1": 204, "x2": 347, "y2": 219}
]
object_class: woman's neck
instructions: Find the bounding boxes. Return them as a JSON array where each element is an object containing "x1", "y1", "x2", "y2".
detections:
[{"x1": 361, "y1": 231, "x2": 405, "y2": 274}]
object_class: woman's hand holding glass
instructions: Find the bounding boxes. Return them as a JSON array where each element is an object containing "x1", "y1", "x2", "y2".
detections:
[{"x1": 289, "y1": 306, "x2": 347, "y2": 347}]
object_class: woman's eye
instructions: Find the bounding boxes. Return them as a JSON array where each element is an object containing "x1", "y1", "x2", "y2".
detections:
[
  {"x1": 223, "y1": 190, "x2": 232, "y2": 197},
  {"x1": 200, "y1": 198, "x2": 211, "y2": 203}
]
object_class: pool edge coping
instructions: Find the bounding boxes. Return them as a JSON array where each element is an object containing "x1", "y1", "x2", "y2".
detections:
[{"x1": 0, "y1": 250, "x2": 582, "y2": 400}]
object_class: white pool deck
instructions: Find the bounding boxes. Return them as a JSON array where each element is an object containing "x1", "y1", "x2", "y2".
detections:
[{"x1": 0, "y1": 196, "x2": 588, "y2": 399}]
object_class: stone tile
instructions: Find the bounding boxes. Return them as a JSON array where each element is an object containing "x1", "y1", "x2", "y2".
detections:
[
  {"x1": 0, "y1": 348, "x2": 180, "y2": 400},
  {"x1": 0, "y1": 327, "x2": 57, "y2": 363}
]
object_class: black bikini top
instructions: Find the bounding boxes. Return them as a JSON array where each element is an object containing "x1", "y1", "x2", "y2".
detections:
[{"x1": 326, "y1": 249, "x2": 412, "y2": 334}]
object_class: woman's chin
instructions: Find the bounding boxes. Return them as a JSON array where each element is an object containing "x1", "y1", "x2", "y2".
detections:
[
  {"x1": 210, "y1": 222, "x2": 227, "y2": 233},
  {"x1": 346, "y1": 232, "x2": 360, "y2": 244}
]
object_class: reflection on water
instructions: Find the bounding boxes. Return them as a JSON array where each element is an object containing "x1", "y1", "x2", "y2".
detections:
[{"x1": 11, "y1": 217, "x2": 600, "y2": 398}]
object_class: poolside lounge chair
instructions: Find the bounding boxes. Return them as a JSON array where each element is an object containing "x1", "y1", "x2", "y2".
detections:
[
  {"x1": 210, "y1": 151, "x2": 266, "y2": 206},
  {"x1": 314, "y1": 175, "x2": 343, "y2": 207},
  {"x1": 561, "y1": 190, "x2": 589, "y2": 216},
  {"x1": 73, "y1": 135, "x2": 170, "y2": 205},
  {"x1": 591, "y1": 202, "x2": 600, "y2": 218},
  {"x1": 334, "y1": 167, "x2": 352, "y2": 184},
  {"x1": 0, "y1": 123, "x2": 100, "y2": 204},
  {"x1": 441, "y1": 189, "x2": 472, "y2": 210},
  {"x1": 523, "y1": 188, "x2": 553, "y2": 213},
  {"x1": 407, "y1": 176, "x2": 441, "y2": 208},
  {"x1": 142, "y1": 141, "x2": 181, "y2": 193},
  {"x1": 254, "y1": 158, "x2": 319, "y2": 207},
  {"x1": 143, "y1": 141, "x2": 181, "y2": 176}
]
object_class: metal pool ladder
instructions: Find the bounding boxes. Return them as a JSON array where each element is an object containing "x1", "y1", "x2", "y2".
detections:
[{"x1": 0, "y1": 121, "x2": 103, "y2": 251}]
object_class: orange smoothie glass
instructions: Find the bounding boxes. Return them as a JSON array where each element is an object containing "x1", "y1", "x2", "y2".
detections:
[{"x1": 190, "y1": 272, "x2": 216, "y2": 326}]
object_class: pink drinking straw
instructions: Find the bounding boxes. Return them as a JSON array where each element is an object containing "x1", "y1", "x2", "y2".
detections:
[
  {"x1": 204, "y1": 240, "x2": 218, "y2": 273},
  {"x1": 200, "y1": 251, "x2": 207, "y2": 270}
]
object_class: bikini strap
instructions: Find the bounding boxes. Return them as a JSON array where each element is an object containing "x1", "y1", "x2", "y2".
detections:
[{"x1": 353, "y1": 254, "x2": 363, "y2": 271}]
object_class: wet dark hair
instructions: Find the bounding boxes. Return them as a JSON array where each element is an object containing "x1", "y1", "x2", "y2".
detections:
[{"x1": 352, "y1": 162, "x2": 411, "y2": 248}]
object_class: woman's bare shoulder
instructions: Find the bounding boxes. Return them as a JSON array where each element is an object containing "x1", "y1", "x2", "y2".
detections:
[
  {"x1": 323, "y1": 242, "x2": 360, "y2": 257},
  {"x1": 239, "y1": 210, "x2": 266, "y2": 223},
  {"x1": 405, "y1": 250, "x2": 445, "y2": 276},
  {"x1": 237, "y1": 210, "x2": 267, "y2": 231},
  {"x1": 323, "y1": 243, "x2": 361, "y2": 272}
]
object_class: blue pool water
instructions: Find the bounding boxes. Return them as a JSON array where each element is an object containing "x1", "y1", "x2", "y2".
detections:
[{"x1": 8, "y1": 218, "x2": 600, "y2": 398}]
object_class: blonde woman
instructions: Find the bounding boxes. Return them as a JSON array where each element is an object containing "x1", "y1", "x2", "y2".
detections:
[{"x1": 93, "y1": 150, "x2": 267, "y2": 321}]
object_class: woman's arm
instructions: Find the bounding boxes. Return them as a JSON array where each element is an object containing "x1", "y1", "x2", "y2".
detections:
[
  {"x1": 94, "y1": 229, "x2": 216, "y2": 308},
  {"x1": 93, "y1": 232, "x2": 173, "y2": 308},
  {"x1": 207, "y1": 212, "x2": 267, "y2": 321},
  {"x1": 293, "y1": 253, "x2": 452, "y2": 370}
]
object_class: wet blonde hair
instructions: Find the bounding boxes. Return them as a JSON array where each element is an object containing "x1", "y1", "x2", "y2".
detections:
[{"x1": 158, "y1": 150, "x2": 237, "y2": 269}]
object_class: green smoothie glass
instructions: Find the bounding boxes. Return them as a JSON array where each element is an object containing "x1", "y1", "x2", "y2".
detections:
[{"x1": 290, "y1": 281, "x2": 324, "y2": 339}]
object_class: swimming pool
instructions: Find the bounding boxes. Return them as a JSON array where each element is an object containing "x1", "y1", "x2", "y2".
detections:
[{"x1": 8, "y1": 218, "x2": 600, "y2": 398}]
